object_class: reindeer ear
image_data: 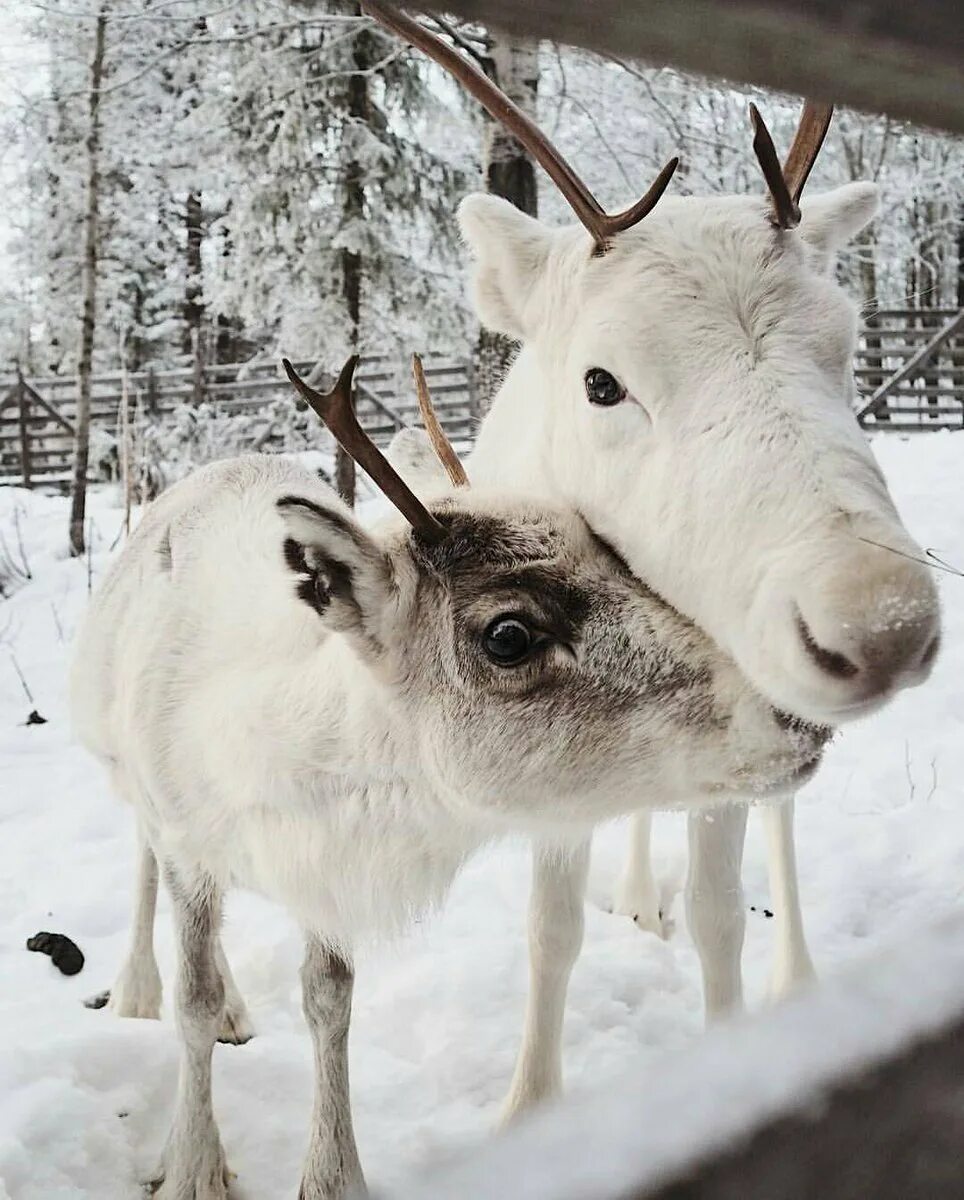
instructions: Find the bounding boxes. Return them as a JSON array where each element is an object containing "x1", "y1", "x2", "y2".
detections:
[
  {"x1": 276, "y1": 494, "x2": 397, "y2": 660},
  {"x1": 799, "y1": 182, "x2": 880, "y2": 274},
  {"x1": 458, "y1": 194, "x2": 554, "y2": 339}
]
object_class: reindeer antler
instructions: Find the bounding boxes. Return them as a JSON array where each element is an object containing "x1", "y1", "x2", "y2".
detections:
[
  {"x1": 750, "y1": 100, "x2": 833, "y2": 230},
  {"x1": 412, "y1": 354, "x2": 469, "y2": 488},
  {"x1": 283, "y1": 356, "x2": 446, "y2": 543},
  {"x1": 362, "y1": 1, "x2": 678, "y2": 253}
]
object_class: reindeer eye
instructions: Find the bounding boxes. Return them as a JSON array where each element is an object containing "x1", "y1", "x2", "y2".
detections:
[
  {"x1": 584, "y1": 368, "x2": 625, "y2": 407},
  {"x1": 483, "y1": 617, "x2": 534, "y2": 666}
]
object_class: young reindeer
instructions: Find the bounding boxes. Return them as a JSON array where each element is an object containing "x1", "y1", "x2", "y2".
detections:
[
  {"x1": 71, "y1": 356, "x2": 828, "y2": 1198},
  {"x1": 365, "y1": 2, "x2": 942, "y2": 1119}
]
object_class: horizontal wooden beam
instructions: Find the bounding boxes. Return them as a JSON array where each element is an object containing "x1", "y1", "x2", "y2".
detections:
[{"x1": 418, "y1": 0, "x2": 964, "y2": 132}]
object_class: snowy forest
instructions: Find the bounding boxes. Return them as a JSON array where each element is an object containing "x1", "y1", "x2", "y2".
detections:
[
  {"x1": 3, "y1": 5, "x2": 964, "y2": 1198},
  {"x1": 2, "y1": 1, "x2": 963, "y2": 384}
]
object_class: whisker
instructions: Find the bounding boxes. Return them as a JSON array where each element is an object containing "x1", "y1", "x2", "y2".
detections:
[{"x1": 858, "y1": 536, "x2": 964, "y2": 578}]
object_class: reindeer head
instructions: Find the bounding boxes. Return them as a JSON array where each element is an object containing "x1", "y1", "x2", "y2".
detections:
[
  {"x1": 363, "y1": 4, "x2": 940, "y2": 726},
  {"x1": 281, "y1": 358, "x2": 828, "y2": 830}
]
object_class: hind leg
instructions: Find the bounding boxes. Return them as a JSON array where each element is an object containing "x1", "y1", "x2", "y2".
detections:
[
  {"x1": 215, "y1": 938, "x2": 254, "y2": 1045},
  {"x1": 106, "y1": 826, "x2": 163, "y2": 1020},
  {"x1": 92, "y1": 820, "x2": 253, "y2": 1042},
  {"x1": 612, "y1": 812, "x2": 666, "y2": 936}
]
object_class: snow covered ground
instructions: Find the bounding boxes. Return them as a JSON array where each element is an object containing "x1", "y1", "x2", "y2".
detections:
[{"x1": 1, "y1": 434, "x2": 962, "y2": 1200}]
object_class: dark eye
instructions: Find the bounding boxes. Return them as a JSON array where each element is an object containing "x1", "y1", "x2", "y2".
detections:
[
  {"x1": 483, "y1": 617, "x2": 533, "y2": 667},
  {"x1": 584, "y1": 368, "x2": 625, "y2": 407}
]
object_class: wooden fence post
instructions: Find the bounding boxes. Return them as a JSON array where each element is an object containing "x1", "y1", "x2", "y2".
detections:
[
  {"x1": 16, "y1": 365, "x2": 32, "y2": 490},
  {"x1": 191, "y1": 328, "x2": 205, "y2": 407},
  {"x1": 146, "y1": 365, "x2": 158, "y2": 415}
]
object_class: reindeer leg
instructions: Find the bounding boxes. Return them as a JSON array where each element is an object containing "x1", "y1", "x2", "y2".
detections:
[
  {"x1": 611, "y1": 812, "x2": 665, "y2": 935},
  {"x1": 102, "y1": 823, "x2": 163, "y2": 1020},
  {"x1": 297, "y1": 936, "x2": 365, "y2": 1200},
  {"x1": 501, "y1": 839, "x2": 591, "y2": 1123},
  {"x1": 152, "y1": 862, "x2": 230, "y2": 1200},
  {"x1": 686, "y1": 805, "x2": 748, "y2": 1021},
  {"x1": 762, "y1": 797, "x2": 816, "y2": 999},
  {"x1": 214, "y1": 939, "x2": 254, "y2": 1045}
]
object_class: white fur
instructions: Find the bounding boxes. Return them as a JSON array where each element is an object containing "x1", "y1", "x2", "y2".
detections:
[
  {"x1": 74, "y1": 454, "x2": 827, "y2": 1197},
  {"x1": 455, "y1": 183, "x2": 941, "y2": 1118}
]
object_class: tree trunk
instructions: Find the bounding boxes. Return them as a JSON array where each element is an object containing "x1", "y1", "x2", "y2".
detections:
[
  {"x1": 69, "y1": 5, "x2": 108, "y2": 557},
  {"x1": 474, "y1": 31, "x2": 539, "y2": 418},
  {"x1": 857, "y1": 227, "x2": 887, "y2": 419},
  {"x1": 336, "y1": 5, "x2": 371, "y2": 508},
  {"x1": 955, "y1": 200, "x2": 964, "y2": 311},
  {"x1": 183, "y1": 189, "x2": 204, "y2": 357}
]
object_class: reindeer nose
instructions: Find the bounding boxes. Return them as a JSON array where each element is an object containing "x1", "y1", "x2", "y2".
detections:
[{"x1": 797, "y1": 609, "x2": 940, "y2": 701}]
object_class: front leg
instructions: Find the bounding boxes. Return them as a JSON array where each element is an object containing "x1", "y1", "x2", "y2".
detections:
[
  {"x1": 153, "y1": 863, "x2": 230, "y2": 1200},
  {"x1": 686, "y1": 805, "x2": 748, "y2": 1022},
  {"x1": 298, "y1": 936, "x2": 365, "y2": 1200},
  {"x1": 501, "y1": 839, "x2": 591, "y2": 1123},
  {"x1": 762, "y1": 797, "x2": 816, "y2": 999}
]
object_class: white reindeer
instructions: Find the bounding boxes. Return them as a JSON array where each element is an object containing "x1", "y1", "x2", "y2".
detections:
[
  {"x1": 71, "y1": 359, "x2": 828, "y2": 1199},
  {"x1": 364, "y1": 2, "x2": 942, "y2": 1121}
]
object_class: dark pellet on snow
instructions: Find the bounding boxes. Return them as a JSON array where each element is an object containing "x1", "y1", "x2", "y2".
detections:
[{"x1": 26, "y1": 931, "x2": 85, "y2": 976}]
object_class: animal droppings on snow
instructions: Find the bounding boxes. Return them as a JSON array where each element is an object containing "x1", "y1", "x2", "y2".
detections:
[{"x1": 26, "y1": 931, "x2": 85, "y2": 976}]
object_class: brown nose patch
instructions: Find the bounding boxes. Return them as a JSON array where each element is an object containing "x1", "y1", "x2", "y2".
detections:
[{"x1": 796, "y1": 614, "x2": 859, "y2": 680}]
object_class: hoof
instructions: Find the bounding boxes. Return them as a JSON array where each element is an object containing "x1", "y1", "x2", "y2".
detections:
[
  {"x1": 109, "y1": 963, "x2": 162, "y2": 1020},
  {"x1": 109, "y1": 989, "x2": 162, "y2": 1021},
  {"x1": 611, "y1": 887, "x2": 667, "y2": 938},
  {"x1": 84, "y1": 988, "x2": 111, "y2": 1010},
  {"x1": 149, "y1": 1148, "x2": 232, "y2": 1199},
  {"x1": 217, "y1": 1005, "x2": 255, "y2": 1046}
]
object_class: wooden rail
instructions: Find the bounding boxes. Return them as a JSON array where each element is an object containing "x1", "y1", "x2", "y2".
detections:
[
  {"x1": 420, "y1": 0, "x2": 964, "y2": 134},
  {"x1": 2, "y1": 311, "x2": 961, "y2": 490},
  {"x1": 0, "y1": 354, "x2": 475, "y2": 489}
]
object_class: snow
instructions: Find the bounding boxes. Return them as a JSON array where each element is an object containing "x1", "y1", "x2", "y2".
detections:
[
  {"x1": 397, "y1": 910, "x2": 964, "y2": 1200},
  {"x1": 1, "y1": 432, "x2": 963, "y2": 1199}
]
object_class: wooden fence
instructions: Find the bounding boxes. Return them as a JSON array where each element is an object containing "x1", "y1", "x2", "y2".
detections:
[
  {"x1": 855, "y1": 308, "x2": 964, "y2": 431},
  {"x1": 1, "y1": 309, "x2": 962, "y2": 489},
  {"x1": 0, "y1": 353, "x2": 474, "y2": 489}
]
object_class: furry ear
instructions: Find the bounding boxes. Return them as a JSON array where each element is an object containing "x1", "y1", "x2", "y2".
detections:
[
  {"x1": 799, "y1": 182, "x2": 880, "y2": 274},
  {"x1": 458, "y1": 194, "x2": 555, "y2": 339},
  {"x1": 276, "y1": 494, "x2": 396, "y2": 659}
]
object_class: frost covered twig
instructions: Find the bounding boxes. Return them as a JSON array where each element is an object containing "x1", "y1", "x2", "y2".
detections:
[
  {"x1": 9, "y1": 651, "x2": 34, "y2": 705},
  {"x1": 0, "y1": 506, "x2": 33, "y2": 597},
  {"x1": 50, "y1": 601, "x2": 65, "y2": 644}
]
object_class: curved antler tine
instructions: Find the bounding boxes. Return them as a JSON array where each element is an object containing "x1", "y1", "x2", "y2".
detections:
[
  {"x1": 412, "y1": 354, "x2": 469, "y2": 488},
  {"x1": 362, "y1": 1, "x2": 676, "y2": 252},
  {"x1": 749, "y1": 102, "x2": 799, "y2": 229},
  {"x1": 605, "y1": 156, "x2": 680, "y2": 236},
  {"x1": 282, "y1": 357, "x2": 446, "y2": 543},
  {"x1": 783, "y1": 100, "x2": 833, "y2": 204}
]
